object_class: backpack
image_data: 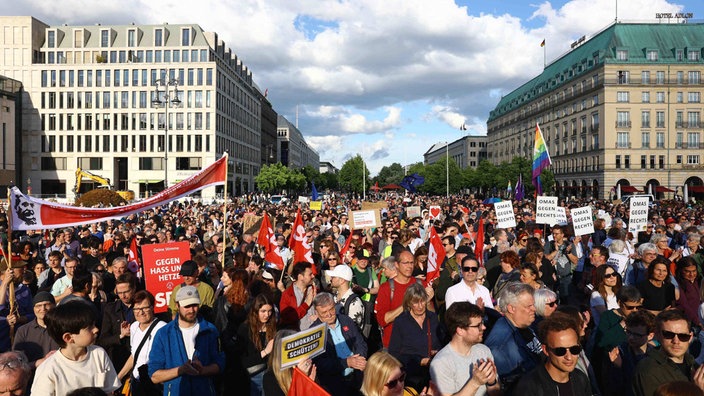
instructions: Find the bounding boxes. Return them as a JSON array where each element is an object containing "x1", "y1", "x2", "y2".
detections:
[{"x1": 338, "y1": 293, "x2": 372, "y2": 338}]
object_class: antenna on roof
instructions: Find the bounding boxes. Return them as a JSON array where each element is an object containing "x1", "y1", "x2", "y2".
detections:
[{"x1": 615, "y1": 0, "x2": 618, "y2": 23}]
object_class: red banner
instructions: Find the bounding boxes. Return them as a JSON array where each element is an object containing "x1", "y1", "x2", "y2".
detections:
[
  {"x1": 475, "y1": 218, "x2": 485, "y2": 266},
  {"x1": 426, "y1": 227, "x2": 445, "y2": 286},
  {"x1": 288, "y1": 209, "x2": 313, "y2": 266},
  {"x1": 257, "y1": 213, "x2": 284, "y2": 270},
  {"x1": 9, "y1": 154, "x2": 228, "y2": 231},
  {"x1": 141, "y1": 241, "x2": 192, "y2": 314}
]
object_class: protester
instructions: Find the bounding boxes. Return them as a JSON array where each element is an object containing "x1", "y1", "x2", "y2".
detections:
[
  {"x1": 234, "y1": 294, "x2": 277, "y2": 396},
  {"x1": 0, "y1": 351, "x2": 31, "y2": 396},
  {"x1": 261, "y1": 329, "x2": 316, "y2": 396}
]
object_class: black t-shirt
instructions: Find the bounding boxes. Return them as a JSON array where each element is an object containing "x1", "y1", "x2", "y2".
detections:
[
  {"x1": 556, "y1": 380, "x2": 575, "y2": 396},
  {"x1": 637, "y1": 280, "x2": 676, "y2": 311}
]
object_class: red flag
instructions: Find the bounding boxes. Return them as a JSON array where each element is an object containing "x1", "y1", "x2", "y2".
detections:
[
  {"x1": 474, "y1": 218, "x2": 485, "y2": 266},
  {"x1": 339, "y1": 232, "x2": 354, "y2": 259},
  {"x1": 288, "y1": 209, "x2": 314, "y2": 265},
  {"x1": 426, "y1": 227, "x2": 445, "y2": 286},
  {"x1": 257, "y1": 213, "x2": 284, "y2": 270},
  {"x1": 128, "y1": 237, "x2": 141, "y2": 277},
  {"x1": 287, "y1": 367, "x2": 330, "y2": 396}
]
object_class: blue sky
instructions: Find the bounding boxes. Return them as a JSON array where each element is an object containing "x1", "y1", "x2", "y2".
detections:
[{"x1": 6, "y1": 0, "x2": 704, "y2": 175}]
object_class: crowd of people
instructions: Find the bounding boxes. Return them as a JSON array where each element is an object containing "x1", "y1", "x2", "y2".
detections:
[{"x1": 2, "y1": 194, "x2": 704, "y2": 395}]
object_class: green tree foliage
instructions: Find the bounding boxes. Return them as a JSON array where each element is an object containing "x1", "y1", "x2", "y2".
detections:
[
  {"x1": 287, "y1": 169, "x2": 307, "y2": 192},
  {"x1": 300, "y1": 165, "x2": 319, "y2": 186},
  {"x1": 374, "y1": 163, "x2": 405, "y2": 187},
  {"x1": 255, "y1": 163, "x2": 292, "y2": 193},
  {"x1": 339, "y1": 155, "x2": 370, "y2": 194},
  {"x1": 318, "y1": 172, "x2": 339, "y2": 191},
  {"x1": 416, "y1": 156, "x2": 463, "y2": 195}
]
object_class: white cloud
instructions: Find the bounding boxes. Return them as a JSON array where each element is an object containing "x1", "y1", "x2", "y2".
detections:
[
  {"x1": 429, "y1": 105, "x2": 466, "y2": 129},
  {"x1": 306, "y1": 105, "x2": 401, "y2": 134}
]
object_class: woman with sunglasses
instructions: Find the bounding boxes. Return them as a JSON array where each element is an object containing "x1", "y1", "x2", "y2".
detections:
[
  {"x1": 520, "y1": 254, "x2": 546, "y2": 290},
  {"x1": 362, "y1": 351, "x2": 428, "y2": 396},
  {"x1": 590, "y1": 265, "x2": 622, "y2": 326},
  {"x1": 637, "y1": 257, "x2": 679, "y2": 315},
  {"x1": 512, "y1": 232, "x2": 529, "y2": 257}
]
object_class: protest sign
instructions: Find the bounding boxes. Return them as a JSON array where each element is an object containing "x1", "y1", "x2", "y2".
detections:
[
  {"x1": 361, "y1": 201, "x2": 388, "y2": 211},
  {"x1": 142, "y1": 241, "x2": 192, "y2": 313},
  {"x1": 555, "y1": 207, "x2": 568, "y2": 224},
  {"x1": 406, "y1": 206, "x2": 421, "y2": 219},
  {"x1": 428, "y1": 206, "x2": 442, "y2": 219},
  {"x1": 350, "y1": 209, "x2": 380, "y2": 229},
  {"x1": 536, "y1": 196, "x2": 558, "y2": 225},
  {"x1": 309, "y1": 201, "x2": 322, "y2": 211},
  {"x1": 628, "y1": 196, "x2": 650, "y2": 232},
  {"x1": 280, "y1": 324, "x2": 327, "y2": 369},
  {"x1": 570, "y1": 206, "x2": 594, "y2": 236},
  {"x1": 494, "y1": 201, "x2": 516, "y2": 229}
]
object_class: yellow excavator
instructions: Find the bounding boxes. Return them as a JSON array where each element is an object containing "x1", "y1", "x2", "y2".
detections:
[{"x1": 73, "y1": 168, "x2": 135, "y2": 201}]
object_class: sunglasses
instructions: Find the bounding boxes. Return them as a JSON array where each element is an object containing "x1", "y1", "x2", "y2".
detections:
[
  {"x1": 385, "y1": 372, "x2": 406, "y2": 388},
  {"x1": 463, "y1": 266, "x2": 480, "y2": 272},
  {"x1": 623, "y1": 304, "x2": 642, "y2": 311},
  {"x1": 662, "y1": 330, "x2": 692, "y2": 342},
  {"x1": 604, "y1": 272, "x2": 617, "y2": 279},
  {"x1": 548, "y1": 345, "x2": 582, "y2": 356},
  {"x1": 545, "y1": 301, "x2": 557, "y2": 307},
  {"x1": 521, "y1": 239, "x2": 528, "y2": 242}
]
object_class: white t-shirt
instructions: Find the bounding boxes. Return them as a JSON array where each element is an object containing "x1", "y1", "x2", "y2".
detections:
[
  {"x1": 590, "y1": 291, "x2": 618, "y2": 326},
  {"x1": 130, "y1": 320, "x2": 167, "y2": 378},
  {"x1": 430, "y1": 342, "x2": 495, "y2": 396},
  {"x1": 179, "y1": 323, "x2": 200, "y2": 359},
  {"x1": 31, "y1": 345, "x2": 121, "y2": 396},
  {"x1": 445, "y1": 281, "x2": 495, "y2": 310}
]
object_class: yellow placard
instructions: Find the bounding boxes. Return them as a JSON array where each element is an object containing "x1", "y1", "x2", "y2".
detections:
[
  {"x1": 280, "y1": 323, "x2": 327, "y2": 369},
  {"x1": 309, "y1": 201, "x2": 322, "y2": 211}
]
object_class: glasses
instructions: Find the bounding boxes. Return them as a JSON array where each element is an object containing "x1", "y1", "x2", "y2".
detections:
[
  {"x1": 662, "y1": 330, "x2": 692, "y2": 342},
  {"x1": 328, "y1": 257, "x2": 338, "y2": 261},
  {"x1": 462, "y1": 266, "x2": 480, "y2": 272},
  {"x1": 132, "y1": 306, "x2": 152, "y2": 313},
  {"x1": 442, "y1": 243, "x2": 452, "y2": 246},
  {"x1": 0, "y1": 356, "x2": 27, "y2": 371},
  {"x1": 604, "y1": 272, "x2": 617, "y2": 279},
  {"x1": 626, "y1": 330, "x2": 648, "y2": 338},
  {"x1": 623, "y1": 304, "x2": 642, "y2": 311},
  {"x1": 385, "y1": 372, "x2": 406, "y2": 388},
  {"x1": 466, "y1": 321, "x2": 485, "y2": 329},
  {"x1": 545, "y1": 301, "x2": 557, "y2": 307},
  {"x1": 521, "y1": 239, "x2": 528, "y2": 242},
  {"x1": 548, "y1": 345, "x2": 582, "y2": 356}
]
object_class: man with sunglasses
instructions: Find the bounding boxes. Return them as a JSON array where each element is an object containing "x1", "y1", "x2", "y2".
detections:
[
  {"x1": 517, "y1": 312, "x2": 591, "y2": 396},
  {"x1": 631, "y1": 309, "x2": 704, "y2": 396},
  {"x1": 445, "y1": 257, "x2": 494, "y2": 310}
]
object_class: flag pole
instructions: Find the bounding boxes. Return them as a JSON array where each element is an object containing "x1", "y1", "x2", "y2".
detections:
[
  {"x1": 6, "y1": 187, "x2": 17, "y2": 346},
  {"x1": 221, "y1": 152, "x2": 229, "y2": 271}
]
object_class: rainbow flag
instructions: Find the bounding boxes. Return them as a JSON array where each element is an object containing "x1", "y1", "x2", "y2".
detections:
[{"x1": 532, "y1": 123, "x2": 552, "y2": 196}]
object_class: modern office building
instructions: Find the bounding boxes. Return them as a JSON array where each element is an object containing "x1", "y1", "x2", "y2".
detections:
[
  {"x1": 487, "y1": 21, "x2": 704, "y2": 199},
  {"x1": 319, "y1": 161, "x2": 338, "y2": 174},
  {"x1": 0, "y1": 75, "x2": 22, "y2": 194},
  {"x1": 0, "y1": 16, "x2": 263, "y2": 198},
  {"x1": 424, "y1": 135, "x2": 488, "y2": 168},
  {"x1": 277, "y1": 115, "x2": 319, "y2": 170}
]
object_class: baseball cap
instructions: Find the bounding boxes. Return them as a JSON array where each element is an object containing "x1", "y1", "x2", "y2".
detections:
[
  {"x1": 175, "y1": 285, "x2": 201, "y2": 306},
  {"x1": 262, "y1": 270, "x2": 274, "y2": 281},
  {"x1": 32, "y1": 291, "x2": 56, "y2": 306},
  {"x1": 326, "y1": 265, "x2": 353, "y2": 282},
  {"x1": 456, "y1": 245, "x2": 473, "y2": 255},
  {"x1": 179, "y1": 260, "x2": 198, "y2": 276},
  {"x1": 355, "y1": 250, "x2": 369, "y2": 260}
]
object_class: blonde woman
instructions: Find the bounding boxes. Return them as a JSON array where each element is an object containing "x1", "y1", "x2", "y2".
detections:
[
  {"x1": 362, "y1": 351, "x2": 431, "y2": 396},
  {"x1": 262, "y1": 330, "x2": 316, "y2": 396}
]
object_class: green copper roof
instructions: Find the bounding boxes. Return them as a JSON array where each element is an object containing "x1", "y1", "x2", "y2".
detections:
[{"x1": 488, "y1": 22, "x2": 704, "y2": 122}]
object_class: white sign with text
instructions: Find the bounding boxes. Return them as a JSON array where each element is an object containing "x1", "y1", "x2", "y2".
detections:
[
  {"x1": 570, "y1": 206, "x2": 594, "y2": 236},
  {"x1": 536, "y1": 196, "x2": 558, "y2": 225},
  {"x1": 494, "y1": 201, "x2": 516, "y2": 229},
  {"x1": 628, "y1": 196, "x2": 650, "y2": 232}
]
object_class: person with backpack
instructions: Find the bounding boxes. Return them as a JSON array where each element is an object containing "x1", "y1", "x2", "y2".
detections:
[{"x1": 327, "y1": 265, "x2": 366, "y2": 333}]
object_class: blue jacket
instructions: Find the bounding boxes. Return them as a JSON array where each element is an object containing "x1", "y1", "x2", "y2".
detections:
[
  {"x1": 311, "y1": 314, "x2": 367, "y2": 395},
  {"x1": 148, "y1": 316, "x2": 225, "y2": 396},
  {"x1": 484, "y1": 316, "x2": 542, "y2": 393}
]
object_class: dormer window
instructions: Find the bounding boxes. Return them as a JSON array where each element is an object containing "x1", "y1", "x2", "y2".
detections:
[
  {"x1": 688, "y1": 50, "x2": 700, "y2": 61},
  {"x1": 127, "y1": 29, "x2": 136, "y2": 47},
  {"x1": 646, "y1": 50, "x2": 658, "y2": 61},
  {"x1": 48, "y1": 30, "x2": 55, "y2": 48},
  {"x1": 100, "y1": 30, "x2": 109, "y2": 48},
  {"x1": 181, "y1": 28, "x2": 191, "y2": 46},
  {"x1": 155, "y1": 29, "x2": 163, "y2": 46},
  {"x1": 616, "y1": 49, "x2": 628, "y2": 61}
]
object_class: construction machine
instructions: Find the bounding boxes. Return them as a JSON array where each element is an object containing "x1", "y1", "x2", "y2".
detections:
[{"x1": 73, "y1": 168, "x2": 135, "y2": 201}]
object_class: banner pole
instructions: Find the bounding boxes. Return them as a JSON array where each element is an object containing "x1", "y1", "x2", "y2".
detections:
[
  {"x1": 221, "y1": 153, "x2": 229, "y2": 271},
  {"x1": 6, "y1": 187, "x2": 17, "y2": 346}
]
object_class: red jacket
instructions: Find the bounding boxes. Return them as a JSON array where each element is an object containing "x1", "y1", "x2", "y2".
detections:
[{"x1": 279, "y1": 285, "x2": 310, "y2": 330}]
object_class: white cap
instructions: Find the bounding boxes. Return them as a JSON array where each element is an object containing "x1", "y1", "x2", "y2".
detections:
[{"x1": 326, "y1": 265, "x2": 353, "y2": 282}]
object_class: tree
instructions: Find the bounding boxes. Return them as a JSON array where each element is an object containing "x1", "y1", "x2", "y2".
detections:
[
  {"x1": 300, "y1": 165, "x2": 319, "y2": 186},
  {"x1": 255, "y1": 163, "x2": 290, "y2": 193},
  {"x1": 417, "y1": 156, "x2": 462, "y2": 195},
  {"x1": 286, "y1": 169, "x2": 307, "y2": 192},
  {"x1": 375, "y1": 163, "x2": 405, "y2": 187},
  {"x1": 338, "y1": 155, "x2": 370, "y2": 194},
  {"x1": 318, "y1": 172, "x2": 339, "y2": 191}
]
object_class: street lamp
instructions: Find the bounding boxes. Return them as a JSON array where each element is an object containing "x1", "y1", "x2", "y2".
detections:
[
  {"x1": 151, "y1": 78, "x2": 181, "y2": 190},
  {"x1": 446, "y1": 141, "x2": 449, "y2": 199}
]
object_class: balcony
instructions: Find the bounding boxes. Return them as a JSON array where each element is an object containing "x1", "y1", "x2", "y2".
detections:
[
  {"x1": 642, "y1": 122, "x2": 650, "y2": 128},
  {"x1": 616, "y1": 121, "x2": 632, "y2": 128},
  {"x1": 656, "y1": 122, "x2": 665, "y2": 128},
  {"x1": 615, "y1": 142, "x2": 632, "y2": 149},
  {"x1": 581, "y1": 127, "x2": 587, "y2": 134}
]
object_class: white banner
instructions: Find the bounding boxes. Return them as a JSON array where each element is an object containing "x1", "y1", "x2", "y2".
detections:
[
  {"x1": 494, "y1": 201, "x2": 516, "y2": 229},
  {"x1": 628, "y1": 196, "x2": 650, "y2": 233},
  {"x1": 555, "y1": 207, "x2": 568, "y2": 224},
  {"x1": 536, "y1": 196, "x2": 558, "y2": 225},
  {"x1": 570, "y1": 206, "x2": 594, "y2": 236}
]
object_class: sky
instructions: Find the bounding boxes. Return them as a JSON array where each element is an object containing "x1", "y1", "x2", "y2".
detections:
[{"x1": 6, "y1": 0, "x2": 704, "y2": 175}]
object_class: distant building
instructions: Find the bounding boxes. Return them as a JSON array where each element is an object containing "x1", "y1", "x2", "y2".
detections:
[
  {"x1": 0, "y1": 75, "x2": 22, "y2": 194},
  {"x1": 319, "y1": 161, "x2": 338, "y2": 174},
  {"x1": 424, "y1": 135, "x2": 488, "y2": 168},
  {"x1": 487, "y1": 21, "x2": 704, "y2": 199},
  {"x1": 277, "y1": 115, "x2": 319, "y2": 170},
  {"x1": 256, "y1": 86, "x2": 278, "y2": 166}
]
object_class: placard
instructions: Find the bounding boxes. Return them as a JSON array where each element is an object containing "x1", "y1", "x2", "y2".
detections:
[
  {"x1": 535, "y1": 196, "x2": 558, "y2": 225},
  {"x1": 406, "y1": 206, "x2": 421, "y2": 219},
  {"x1": 570, "y1": 206, "x2": 594, "y2": 236},
  {"x1": 494, "y1": 201, "x2": 516, "y2": 229},
  {"x1": 555, "y1": 207, "x2": 568, "y2": 224},
  {"x1": 281, "y1": 324, "x2": 327, "y2": 369},
  {"x1": 349, "y1": 209, "x2": 381, "y2": 229},
  {"x1": 628, "y1": 196, "x2": 650, "y2": 232},
  {"x1": 298, "y1": 196, "x2": 309, "y2": 203},
  {"x1": 361, "y1": 201, "x2": 388, "y2": 211},
  {"x1": 142, "y1": 241, "x2": 192, "y2": 314},
  {"x1": 428, "y1": 205, "x2": 442, "y2": 219},
  {"x1": 309, "y1": 201, "x2": 322, "y2": 211}
]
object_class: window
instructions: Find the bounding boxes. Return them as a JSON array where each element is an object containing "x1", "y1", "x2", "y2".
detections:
[
  {"x1": 154, "y1": 29, "x2": 163, "y2": 46},
  {"x1": 656, "y1": 92, "x2": 665, "y2": 103},
  {"x1": 642, "y1": 132, "x2": 650, "y2": 148},
  {"x1": 688, "y1": 50, "x2": 700, "y2": 61},
  {"x1": 617, "y1": 132, "x2": 629, "y2": 148},
  {"x1": 641, "y1": 155, "x2": 646, "y2": 169},
  {"x1": 642, "y1": 71, "x2": 650, "y2": 84},
  {"x1": 615, "y1": 155, "x2": 621, "y2": 169},
  {"x1": 641, "y1": 111, "x2": 650, "y2": 128},
  {"x1": 127, "y1": 30, "x2": 136, "y2": 47},
  {"x1": 74, "y1": 30, "x2": 83, "y2": 48},
  {"x1": 688, "y1": 112, "x2": 700, "y2": 128},
  {"x1": 677, "y1": 132, "x2": 684, "y2": 148},
  {"x1": 78, "y1": 157, "x2": 103, "y2": 170},
  {"x1": 650, "y1": 155, "x2": 656, "y2": 169},
  {"x1": 176, "y1": 157, "x2": 202, "y2": 170},
  {"x1": 689, "y1": 71, "x2": 701, "y2": 84},
  {"x1": 688, "y1": 155, "x2": 700, "y2": 165},
  {"x1": 656, "y1": 111, "x2": 665, "y2": 128},
  {"x1": 617, "y1": 70, "x2": 629, "y2": 84},
  {"x1": 677, "y1": 92, "x2": 683, "y2": 103},
  {"x1": 677, "y1": 71, "x2": 684, "y2": 84},
  {"x1": 641, "y1": 91, "x2": 650, "y2": 103},
  {"x1": 100, "y1": 30, "x2": 109, "y2": 47},
  {"x1": 48, "y1": 31, "x2": 55, "y2": 48},
  {"x1": 659, "y1": 155, "x2": 665, "y2": 169},
  {"x1": 617, "y1": 91, "x2": 629, "y2": 102},
  {"x1": 677, "y1": 50, "x2": 684, "y2": 61},
  {"x1": 41, "y1": 157, "x2": 66, "y2": 170},
  {"x1": 139, "y1": 157, "x2": 164, "y2": 170},
  {"x1": 688, "y1": 92, "x2": 700, "y2": 103},
  {"x1": 677, "y1": 155, "x2": 682, "y2": 164},
  {"x1": 181, "y1": 28, "x2": 190, "y2": 46},
  {"x1": 656, "y1": 71, "x2": 665, "y2": 84},
  {"x1": 624, "y1": 155, "x2": 630, "y2": 169},
  {"x1": 617, "y1": 111, "x2": 630, "y2": 127},
  {"x1": 688, "y1": 132, "x2": 700, "y2": 148},
  {"x1": 616, "y1": 50, "x2": 628, "y2": 61},
  {"x1": 657, "y1": 132, "x2": 665, "y2": 148},
  {"x1": 647, "y1": 50, "x2": 658, "y2": 61}
]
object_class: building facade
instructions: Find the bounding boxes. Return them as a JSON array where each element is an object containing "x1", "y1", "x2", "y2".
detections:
[
  {"x1": 488, "y1": 22, "x2": 704, "y2": 200},
  {"x1": 276, "y1": 115, "x2": 319, "y2": 170},
  {"x1": 319, "y1": 161, "x2": 338, "y2": 174},
  {"x1": 0, "y1": 76, "x2": 22, "y2": 194},
  {"x1": 0, "y1": 16, "x2": 263, "y2": 198},
  {"x1": 424, "y1": 135, "x2": 488, "y2": 168}
]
